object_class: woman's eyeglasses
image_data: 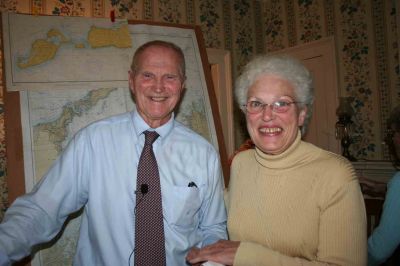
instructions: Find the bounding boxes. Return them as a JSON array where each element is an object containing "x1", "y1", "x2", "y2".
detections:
[{"x1": 241, "y1": 100, "x2": 300, "y2": 114}]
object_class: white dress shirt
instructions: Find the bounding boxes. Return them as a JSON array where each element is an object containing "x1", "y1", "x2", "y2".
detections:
[{"x1": 0, "y1": 111, "x2": 227, "y2": 265}]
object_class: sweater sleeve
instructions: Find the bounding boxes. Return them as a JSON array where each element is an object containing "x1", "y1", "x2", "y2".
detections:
[
  {"x1": 316, "y1": 177, "x2": 367, "y2": 265},
  {"x1": 368, "y1": 172, "x2": 400, "y2": 265}
]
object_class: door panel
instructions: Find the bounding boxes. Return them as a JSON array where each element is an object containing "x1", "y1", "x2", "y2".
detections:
[{"x1": 269, "y1": 37, "x2": 340, "y2": 154}]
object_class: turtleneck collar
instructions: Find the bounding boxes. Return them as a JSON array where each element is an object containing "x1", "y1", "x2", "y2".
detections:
[{"x1": 254, "y1": 130, "x2": 313, "y2": 170}]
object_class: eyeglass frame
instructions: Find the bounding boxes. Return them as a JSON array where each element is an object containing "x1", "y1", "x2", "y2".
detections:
[{"x1": 241, "y1": 100, "x2": 302, "y2": 114}]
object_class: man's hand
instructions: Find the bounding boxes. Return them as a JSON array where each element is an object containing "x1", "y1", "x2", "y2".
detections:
[{"x1": 186, "y1": 240, "x2": 240, "y2": 266}]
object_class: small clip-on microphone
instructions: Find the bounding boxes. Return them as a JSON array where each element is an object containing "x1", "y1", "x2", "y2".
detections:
[
  {"x1": 136, "y1": 184, "x2": 149, "y2": 194},
  {"x1": 140, "y1": 183, "x2": 149, "y2": 194}
]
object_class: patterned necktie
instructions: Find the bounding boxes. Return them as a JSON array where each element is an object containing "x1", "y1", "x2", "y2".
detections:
[{"x1": 134, "y1": 131, "x2": 166, "y2": 266}]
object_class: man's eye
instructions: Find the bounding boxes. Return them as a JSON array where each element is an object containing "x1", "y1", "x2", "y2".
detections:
[
  {"x1": 142, "y1": 72, "x2": 153, "y2": 78},
  {"x1": 165, "y1": 75, "x2": 178, "y2": 80}
]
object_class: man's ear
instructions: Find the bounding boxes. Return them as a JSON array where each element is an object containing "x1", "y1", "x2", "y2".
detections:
[
  {"x1": 180, "y1": 81, "x2": 186, "y2": 93},
  {"x1": 298, "y1": 106, "x2": 307, "y2": 126}
]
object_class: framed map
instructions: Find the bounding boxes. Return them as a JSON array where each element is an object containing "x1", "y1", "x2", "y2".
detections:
[{"x1": 2, "y1": 13, "x2": 228, "y2": 265}]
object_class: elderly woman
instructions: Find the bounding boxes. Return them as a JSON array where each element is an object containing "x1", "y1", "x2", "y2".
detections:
[
  {"x1": 367, "y1": 105, "x2": 400, "y2": 265},
  {"x1": 187, "y1": 55, "x2": 366, "y2": 265}
]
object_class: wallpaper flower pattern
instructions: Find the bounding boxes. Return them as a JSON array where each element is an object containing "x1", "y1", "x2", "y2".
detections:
[
  {"x1": 199, "y1": 0, "x2": 222, "y2": 48},
  {"x1": 0, "y1": 46, "x2": 6, "y2": 221},
  {"x1": 111, "y1": 0, "x2": 141, "y2": 20},
  {"x1": 158, "y1": 0, "x2": 183, "y2": 23},
  {"x1": 298, "y1": 0, "x2": 322, "y2": 42},
  {"x1": 0, "y1": 104, "x2": 6, "y2": 222},
  {"x1": 263, "y1": 0, "x2": 286, "y2": 52},
  {"x1": 51, "y1": 0, "x2": 85, "y2": 16},
  {"x1": 233, "y1": 0, "x2": 254, "y2": 72},
  {"x1": 0, "y1": 0, "x2": 399, "y2": 220},
  {"x1": 339, "y1": 1, "x2": 375, "y2": 158}
]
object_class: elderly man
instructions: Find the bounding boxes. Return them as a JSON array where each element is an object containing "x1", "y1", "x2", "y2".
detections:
[{"x1": 0, "y1": 40, "x2": 227, "y2": 266}]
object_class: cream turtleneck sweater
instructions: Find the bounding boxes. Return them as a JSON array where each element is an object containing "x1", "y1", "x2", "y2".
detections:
[{"x1": 227, "y1": 132, "x2": 366, "y2": 266}]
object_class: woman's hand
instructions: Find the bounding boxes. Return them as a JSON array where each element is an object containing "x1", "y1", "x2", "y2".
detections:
[
  {"x1": 186, "y1": 240, "x2": 240, "y2": 266},
  {"x1": 359, "y1": 176, "x2": 387, "y2": 198}
]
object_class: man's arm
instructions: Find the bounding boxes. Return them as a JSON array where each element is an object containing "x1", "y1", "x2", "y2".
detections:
[
  {"x1": 0, "y1": 131, "x2": 89, "y2": 263},
  {"x1": 0, "y1": 250, "x2": 10, "y2": 266},
  {"x1": 198, "y1": 149, "x2": 227, "y2": 246}
]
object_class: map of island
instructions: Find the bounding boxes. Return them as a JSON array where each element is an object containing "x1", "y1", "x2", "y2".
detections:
[
  {"x1": 88, "y1": 24, "x2": 132, "y2": 48},
  {"x1": 3, "y1": 13, "x2": 136, "y2": 90},
  {"x1": 28, "y1": 88, "x2": 133, "y2": 180},
  {"x1": 33, "y1": 88, "x2": 117, "y2": 153},
  {"x1": 32, "y1": 88, "x2": 120, "y2": 178},
  {"x1": 17, "y1": 29, "x2": 69, "y2": 69},
  {"x1": 17, "y1": 24, "x2": 132, "y2": 69}
]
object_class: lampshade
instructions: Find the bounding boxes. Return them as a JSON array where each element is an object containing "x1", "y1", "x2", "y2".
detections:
[{"x1": 336, "y1": 97, "x2": 355, "y2": 118}]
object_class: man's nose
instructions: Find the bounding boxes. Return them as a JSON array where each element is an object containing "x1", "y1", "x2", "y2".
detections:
[{"x1": 154, "y1": 79, "x2": 165, "y2": 92}]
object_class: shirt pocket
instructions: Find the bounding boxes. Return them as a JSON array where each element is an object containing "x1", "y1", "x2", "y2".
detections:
[{"x1": 162, "y1": 183, "x2": 202, "y2": 229}]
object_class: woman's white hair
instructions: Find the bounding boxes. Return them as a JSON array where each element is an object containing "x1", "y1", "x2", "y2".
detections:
[{"x1": 235, "y1": 54, "x2": 314, "y2": 136}]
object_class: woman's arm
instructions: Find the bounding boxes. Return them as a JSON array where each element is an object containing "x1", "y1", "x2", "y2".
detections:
[{"x1": 368, "y1": 173, "x2": 400, "y2": 265}]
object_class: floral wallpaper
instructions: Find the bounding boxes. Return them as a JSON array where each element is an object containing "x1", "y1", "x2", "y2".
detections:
[
  {"x1": 298, "y1": 0, "x2": 323, "y2": 42},
  {"x1": 0, "y1": 40, "x2": 6, "y2": 221},
  {"x1": 263, "y1": 0, "x2": 287, "y2": 52},
  {"x1": 338, "y1": 1, "x2": 376, "y2": 158},
  {"x1": 0, "y1": 0, "x2": 399, "y2": 220},
  {"x1": 198, "y1": 0, "x2": 223, "y2": 48}
]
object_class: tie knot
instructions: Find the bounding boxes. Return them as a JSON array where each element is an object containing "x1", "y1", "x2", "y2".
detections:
[{"x1": 144, "y1": 131, "x2": 159, "y2": 145}]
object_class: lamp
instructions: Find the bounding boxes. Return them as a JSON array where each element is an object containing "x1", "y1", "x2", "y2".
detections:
[{"x1": 335, "y1": 97, "x2": 356, "y2": 161}]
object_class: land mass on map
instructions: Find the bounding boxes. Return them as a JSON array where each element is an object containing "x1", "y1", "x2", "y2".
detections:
[{"x1": 18, "y1": 24, "x2": 132, "y2": 69}]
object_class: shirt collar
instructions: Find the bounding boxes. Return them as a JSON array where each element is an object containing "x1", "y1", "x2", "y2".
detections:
[{"x1": 131, "y1": 110, "x2": 174, "y2": 141}]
